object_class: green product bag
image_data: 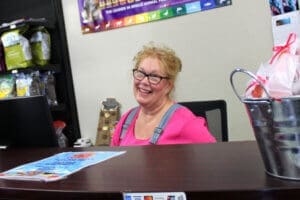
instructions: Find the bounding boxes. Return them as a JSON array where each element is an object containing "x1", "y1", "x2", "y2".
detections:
[
  {"x1": 1, "y1": 28, "x2": 33, "y2": 70},
  {"x1": 30, "y1": 26, "x2": 51, "y2": 66}
]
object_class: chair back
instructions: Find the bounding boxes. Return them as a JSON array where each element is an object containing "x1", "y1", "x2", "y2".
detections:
[{"x1": 179, "y1": 100, "x2": 228, "y2": 142}]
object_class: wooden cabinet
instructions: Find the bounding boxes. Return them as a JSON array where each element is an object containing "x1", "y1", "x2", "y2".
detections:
[{"x1": 0, "y1": 0, "x2": 81, "y2": 145}]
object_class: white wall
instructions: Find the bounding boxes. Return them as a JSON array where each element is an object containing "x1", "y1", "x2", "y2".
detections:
[{"x1": 61, "y1": 0, "x2": 273, "y2": 143}]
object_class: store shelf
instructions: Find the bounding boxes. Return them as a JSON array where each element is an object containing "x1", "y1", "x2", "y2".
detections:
[{"x1": 0, "y1": 18, "x2": 55, "y2": 34}]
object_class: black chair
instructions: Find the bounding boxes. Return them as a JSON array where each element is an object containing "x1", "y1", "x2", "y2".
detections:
[{"x1": 179, "y1": 100, "x2": 228, "y2": 142}]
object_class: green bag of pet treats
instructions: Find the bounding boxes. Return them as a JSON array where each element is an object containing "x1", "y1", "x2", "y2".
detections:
[
  {"x1": 30, "y1": 26, "x2": 51, "y2": 66},
  {"x1": 1, "y1": 27, "x2": 33, "y2": 70}
]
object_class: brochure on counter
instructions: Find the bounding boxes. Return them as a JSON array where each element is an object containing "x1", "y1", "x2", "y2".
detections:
[{"x1": 0, "y1": 151, "x2": 126, "y2": 182}]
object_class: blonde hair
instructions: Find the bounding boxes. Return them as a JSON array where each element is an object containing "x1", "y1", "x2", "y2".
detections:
[{"x1": 133, "y1": 42, "x2": 182, "y2": 86}]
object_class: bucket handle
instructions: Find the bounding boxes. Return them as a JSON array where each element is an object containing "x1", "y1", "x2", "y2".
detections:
[{"x1": 230, "y1": 68, "x2": 271, "y2": 102}]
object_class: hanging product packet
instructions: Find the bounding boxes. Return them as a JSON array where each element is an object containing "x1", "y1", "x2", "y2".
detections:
[
  {"x1": 15, "y1": 72, "x2": 31, "y2": 97},
  {"x1": 0, "y1": 26, "x2": 33, "y2": 70},
  {"x1": 30, "y1": 26, "x2": 51, "y2": 66},
  {"x1": 41, "y1": 71, "x2": 58, "y2": 106},
  {"x1": 0, "y1": 74, "x2": 15, "y2": 99},
  {"x1": 245, "y1": 33, "x2": 300, "y2": 99},
  {"x1": 29, "y1": 71, "x2": 43, "y2": 96}
]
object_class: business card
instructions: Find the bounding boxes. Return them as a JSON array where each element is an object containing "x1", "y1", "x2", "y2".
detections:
[{"x1": 123, "y1": 192, "x2": 186, "y2": 200}]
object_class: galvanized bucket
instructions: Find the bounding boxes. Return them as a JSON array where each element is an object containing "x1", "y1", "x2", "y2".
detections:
[{"x1": 230, "y1": 68, "x2": 300, "y2": 180}]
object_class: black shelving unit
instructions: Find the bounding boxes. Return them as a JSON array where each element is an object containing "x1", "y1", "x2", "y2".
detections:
[{"x1": 0, "y1": 0, "x2": 81, "y2": 145}]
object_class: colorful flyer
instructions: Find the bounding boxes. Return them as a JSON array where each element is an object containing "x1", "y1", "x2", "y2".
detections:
[
  {"x1": 0, "y1": 151, "x2": 126, "y2": 182},
  {"x1": 78, "y1": 0, "x2": 232, "y2": 34}
]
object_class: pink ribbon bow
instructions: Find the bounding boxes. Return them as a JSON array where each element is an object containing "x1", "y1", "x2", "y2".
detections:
[{"x1": 269, "y1": 33, "x2": 297, "y2": 64}]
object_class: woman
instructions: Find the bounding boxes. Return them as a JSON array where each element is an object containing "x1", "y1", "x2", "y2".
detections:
[{"x1": 111, "y1": 42, "x2": 216, "y2": 146}]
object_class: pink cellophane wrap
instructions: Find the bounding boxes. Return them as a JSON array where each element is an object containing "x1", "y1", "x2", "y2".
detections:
[{"x1": 245, "y1": 33, "x2": 300, "y2": 99}]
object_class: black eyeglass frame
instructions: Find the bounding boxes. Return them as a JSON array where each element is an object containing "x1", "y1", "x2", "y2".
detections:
[{"x1": 132, "y1": 69, "x2": 169, "y2": 85}]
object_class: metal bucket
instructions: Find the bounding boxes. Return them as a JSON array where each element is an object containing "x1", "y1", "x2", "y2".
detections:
[{"x1": 230, "y1": 68, "x2": 300, "y2": 180}]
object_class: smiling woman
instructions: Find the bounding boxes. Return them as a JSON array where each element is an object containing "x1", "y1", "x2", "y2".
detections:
[{"x1": 110, "y1": 42, "x2": 216, "y2": 146}]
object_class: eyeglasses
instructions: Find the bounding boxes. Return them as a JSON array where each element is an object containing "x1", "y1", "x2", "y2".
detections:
[{"x1": 132, "y1": 69, "x2": 169, "y2": 85}]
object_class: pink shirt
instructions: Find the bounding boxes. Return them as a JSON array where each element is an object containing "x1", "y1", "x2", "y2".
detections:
[{"x1": 111, "y1": 106, "x2": 216, "y2": 146}]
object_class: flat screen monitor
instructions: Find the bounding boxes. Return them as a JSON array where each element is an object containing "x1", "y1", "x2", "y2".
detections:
[{"x1": 0, "y1": 95, "x2": 58, "y2": 148}]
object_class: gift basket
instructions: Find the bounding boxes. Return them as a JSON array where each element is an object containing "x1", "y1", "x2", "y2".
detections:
[{"x1": 230, "y1": 33, "x2": 300, "y2": 180}]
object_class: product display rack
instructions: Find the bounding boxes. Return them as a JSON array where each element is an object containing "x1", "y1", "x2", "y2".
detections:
[{"x1": 0, "y1": 0, "x2": 81, "y2": 146}]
